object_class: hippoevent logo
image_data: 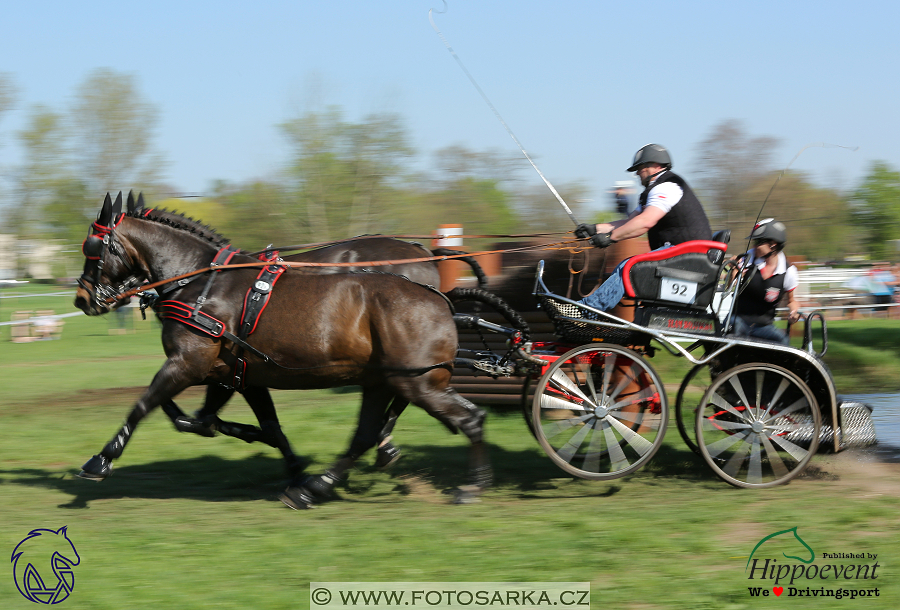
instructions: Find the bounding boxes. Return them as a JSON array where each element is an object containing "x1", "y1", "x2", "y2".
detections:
[
  {"x1": 743, "y1": 527, "x2": 880, "y2": 600},
  {"x1": 11, "y1": 526, "x2": 80, "y2": 604}
]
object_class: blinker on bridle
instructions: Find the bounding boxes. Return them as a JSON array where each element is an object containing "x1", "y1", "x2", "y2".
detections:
[{"x1": 78, "y1": 215, "x2": 143, "y2": 308}]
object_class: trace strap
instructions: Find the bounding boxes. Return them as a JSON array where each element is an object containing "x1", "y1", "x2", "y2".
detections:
[{"x1": 233, "y1": 261, "x2": 287, "y2": 389}]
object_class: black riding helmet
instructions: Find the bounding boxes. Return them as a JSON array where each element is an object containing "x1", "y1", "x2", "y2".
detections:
[
  {"x1": 627, "y1": 143, "x2": 673, "y2": 172},
  {"x1": 748, "y1": 218, "x2": 787, "y2": 251}
]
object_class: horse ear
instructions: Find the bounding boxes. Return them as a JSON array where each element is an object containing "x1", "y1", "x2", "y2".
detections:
[
  {"x1": 111, "y1": 191, "x2": 123, "y2": 221},
  {"x1": 126, "y1": 190, "x2": 136, "y2": 214},
  {"x1": 97, "y1": 193, "x2": 113, "y2": 226}
]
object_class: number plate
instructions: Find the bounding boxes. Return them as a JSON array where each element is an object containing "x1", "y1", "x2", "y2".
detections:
[{"x1": 659, "y1": 277, "x2": 697, "y2": 304}]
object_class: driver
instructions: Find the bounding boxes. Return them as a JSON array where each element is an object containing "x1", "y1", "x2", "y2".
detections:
[
  {"x1": 575, "y1": 144, "x2": 712, "y2": 311},
  {"x1": 731, "y1": 218, "x2": 801, "y2": 345}
]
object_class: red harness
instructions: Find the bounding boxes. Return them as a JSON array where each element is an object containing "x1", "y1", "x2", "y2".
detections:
[{"x1": 154, "y1": 247, "x2": 287, "y2": 390}]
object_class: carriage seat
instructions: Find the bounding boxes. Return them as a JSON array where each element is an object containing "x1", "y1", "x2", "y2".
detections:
[
  {"x1": 711, "y1": 229, "x2": 731, "y2": 245},
  {"x1": 622, "y1": 240, "x2": 728, "y2": 310}
]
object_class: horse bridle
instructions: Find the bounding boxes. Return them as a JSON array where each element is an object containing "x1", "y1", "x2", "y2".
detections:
[{"x1": 78, "y1": 215, "x2": 145, "y2": 308}]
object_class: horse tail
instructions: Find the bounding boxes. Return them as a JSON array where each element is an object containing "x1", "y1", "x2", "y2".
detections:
[
  {"x1": 431, "y1": 248, "x2": 488, "y2": 289},
  {"x1": 445, "y1": 287, "x2": 530, "y2": 340}
]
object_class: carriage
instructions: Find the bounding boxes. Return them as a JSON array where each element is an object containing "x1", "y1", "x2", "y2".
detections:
[
  {"x1": 74, "y1": 192, "x2": 876, "y2": 506},
  {"x1": 460, "y1": 234, "x2": 876, "y2": 489}
]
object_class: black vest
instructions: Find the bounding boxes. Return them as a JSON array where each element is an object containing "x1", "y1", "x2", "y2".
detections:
[
  {"x1": 735, "y1": 263, "x2": 787, "y2": 325},
  {"x1": 639, "y1": 171, "x2": 712, "y2": 250}
]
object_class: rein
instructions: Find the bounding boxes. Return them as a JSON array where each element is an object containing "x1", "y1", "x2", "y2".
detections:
[
  {"x1": 246, "y1": 232, "x2": 573, "y2": 257},
  {"x1": 106, "y1": 238, "x2": 585, "y2": 305}
]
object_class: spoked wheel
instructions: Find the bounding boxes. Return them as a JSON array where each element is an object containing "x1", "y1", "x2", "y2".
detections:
[
  {"x1": 674, "y1": 363, "x2": 711, "y2": 456},
  {"x1": 531, "y1": 344, "x2": 668, "y2": 480},
  {"x1": 521, "y1": 375, "x2": 537, "y2": 439},
  {"x1": 695, "y1": 363, "x2": 820, "y2": 488}
]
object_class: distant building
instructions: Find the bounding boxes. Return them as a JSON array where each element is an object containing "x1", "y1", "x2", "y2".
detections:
[
  {"x1": 24, "y1": 241, "x2": 61, "y2": 280},
  {"x1": 0, "y1": 235, "x2": 15, "y2": 280}
]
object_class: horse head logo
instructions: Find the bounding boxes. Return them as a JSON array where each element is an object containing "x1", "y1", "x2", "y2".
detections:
[
  {"x1": 11, "y1": 526, "x2": 81, "y2": 604},
  {"x1": 746, "y1": 526, "x2": 814, "y2": 571}
]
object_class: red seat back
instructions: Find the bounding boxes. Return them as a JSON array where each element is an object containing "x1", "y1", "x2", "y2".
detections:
[{"x1": 622, "y1": 240, "x2": 727, "y2": 308}]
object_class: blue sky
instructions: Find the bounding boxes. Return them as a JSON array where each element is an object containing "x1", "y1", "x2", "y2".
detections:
[{"x1": 1, "y1": 1, "x2": 897, "y2": 219}]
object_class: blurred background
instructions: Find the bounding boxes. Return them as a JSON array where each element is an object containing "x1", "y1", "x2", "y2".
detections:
[{"x1": 1, "y1": 1, "x2": 899, "y2": 281}]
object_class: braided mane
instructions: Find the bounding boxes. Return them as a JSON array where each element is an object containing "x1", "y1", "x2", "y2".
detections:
[{"x1": 126, "y1": 208, "x2": 231, "y2": 248}]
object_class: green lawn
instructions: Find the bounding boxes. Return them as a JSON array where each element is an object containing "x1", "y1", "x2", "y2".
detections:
[{"x1": 0, "y1": 284, "x2": 897, "y2": 609}]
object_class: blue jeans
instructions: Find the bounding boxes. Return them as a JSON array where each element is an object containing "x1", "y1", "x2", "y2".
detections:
[
  {"x1": 578, "y1": 245, "x2": 672, "y2": 312},
  {"x1": 733, "y1": 316, "x2": 789, "y2": 345},
  {"x1": 577, "y1": 259, "x2": 628, "y2": 312}
]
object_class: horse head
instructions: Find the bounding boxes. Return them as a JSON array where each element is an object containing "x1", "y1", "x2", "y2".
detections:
[{"x1": 74, "y1": 192, "x2": 146, "y2": 316}]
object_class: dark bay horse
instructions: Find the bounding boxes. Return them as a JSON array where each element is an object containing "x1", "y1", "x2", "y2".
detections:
[
  {"x1": 74, "y1": 193, "x2": 491, "y2": 507},
  {"x1": 141, "y1": 194, "x2": 501, "y2": 469}
]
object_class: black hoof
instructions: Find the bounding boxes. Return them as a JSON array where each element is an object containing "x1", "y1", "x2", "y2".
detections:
[
  {"x1": 374, "y1": 442, "x2": 402, "y2": 469},
  {"x1": 78, "y1": 454, "x2": 113, "y2": 481},
  {"x1": 281, "y1": 472, "x2": 342, "y2": 510},
  {"x1": 173, "y1": 416, "x2": 217, "y2": 437},
  {"x1": 280, "y1": 486, "x2": 317, "y2": 510},
  {"x1": 301, "y1": 473, "x2": 341, "y2": 499},
  {"x1": 452, "y1": 485, "x2": 484, "y2": 505}
]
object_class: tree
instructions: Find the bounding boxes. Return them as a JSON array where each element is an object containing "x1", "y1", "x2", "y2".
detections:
[
  {"x1": 744, "y1": 172, "x2": 854, "y2": 262},
  {"x1": 70, "y1": 68, "x2": 164, "y2": 195},
  {"x1": 214, "y1": 180, "x2": 298, "y2": 251},
  {"x1": 514, "y1": 182, "x2": 591, "y2": 234},
  {"x1": 14, "y1": 105, "x2": 84, "y2": 240},
  {"x1": 403, "y1": 146, "x2": 528, "y2": 250},
  {"x1": 850, "y1": 162, "x2": 900, "y2": 259},
  {"x1": 0, "y1": 72, "x2": 18, "y2": 228},
  {"x1": 692, "y1": 119, "x2": 780, "y2": 226},
  {"x1": 280, "y1": 108, "x2": 414, "y2": 241},
  {"x1": 0, "y1": 73, "x2": 14, "y2": 119}
]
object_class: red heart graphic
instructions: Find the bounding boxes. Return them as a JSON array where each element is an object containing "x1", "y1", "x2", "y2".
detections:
[{"x1": 773, "y1": 587, "x2": 783, "y2": 596}]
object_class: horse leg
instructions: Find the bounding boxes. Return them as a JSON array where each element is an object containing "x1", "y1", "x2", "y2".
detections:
[
  {"x1": 158, "y1": 384, "x2": 307, "y2": 480},
  {"x1": 79, "y1": 357, "x2": 196, "y2": 481},
  {"x1": 159, "y1": 384, "x2": 236, "y2": 438},
  {"x1": 226, "y1": 386, "x2": 309, "y2": 481},
  {"x1": 281, "y1": 385, "x2": 393, "y2": 509},
  {"x1": 374, "y1": 397, "x2": 407, "y2": 468},
  {"x1": 403, "y1": 381, "x2": 492, "y2": 504}
]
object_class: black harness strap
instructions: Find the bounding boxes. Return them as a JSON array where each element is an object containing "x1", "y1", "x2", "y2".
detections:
[
  {"x1": 239, "y1": 264, "x2": 286, "y2": 339},
  {"x1": 155, "y1": 300, "x2": 272, "y2": 362},
  {"x1": 192, "y1": 245, "x2": 240, "y2": 322},
  {"x1": 157, "y1": 300, "x2": 227, "y2": 337},
  {"x1": 232, "y1": 263, "x2": 287, "y2": 389}
]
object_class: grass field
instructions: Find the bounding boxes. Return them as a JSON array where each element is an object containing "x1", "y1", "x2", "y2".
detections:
[{"x1": 1, "y1": 284, "x2": 898, "y2": 609}]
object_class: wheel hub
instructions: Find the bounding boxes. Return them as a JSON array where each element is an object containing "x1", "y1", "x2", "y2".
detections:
[
  {"x1": 751, "y1": 420, "x2": 765, "y2": 434},
  {"x1": 595, "y1": 406, "x2": 609, "y2": 418}
]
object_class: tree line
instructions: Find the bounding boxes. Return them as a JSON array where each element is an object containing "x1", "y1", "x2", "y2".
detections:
[{"x1": 0, "y1": 70, "x2": 898, "y2": 271}]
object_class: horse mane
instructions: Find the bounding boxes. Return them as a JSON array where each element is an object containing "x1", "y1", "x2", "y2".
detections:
[{"x1": 126, "y1": 208, "x2": 232, "y2": 248}]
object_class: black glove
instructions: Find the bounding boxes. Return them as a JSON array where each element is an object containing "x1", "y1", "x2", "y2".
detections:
[
  {"x1": 574, "y1": 223, "x2": 597, "y2": 239},
  {"x1": 589, "y1": 232, "x2": 615, "y2": 248}
]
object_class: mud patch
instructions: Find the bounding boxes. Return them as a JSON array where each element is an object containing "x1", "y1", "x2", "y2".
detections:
[
  {"x1": 394, "y1": 474, "x2": 444, "y2": 503},
  {"x1": 9, "y1": 385, "x2": 209, "y2": 413},
  {"x1": 812, "y1": 449, "x2": 900, "y2": 496}
]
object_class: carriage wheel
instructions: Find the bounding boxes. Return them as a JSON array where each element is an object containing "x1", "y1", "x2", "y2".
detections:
[
  {"x1": 674, "y1": 363, "x2": 711, "y2": 456},
  {"x1": 531, "y1": 344, "x2": 668, "y2": 480},
  {"x1": 695, "y1": 363, "x2": 820, "y2": 488},
  {"x1": 520, "y1": 375, "x2": 537, "y2": 439}
]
